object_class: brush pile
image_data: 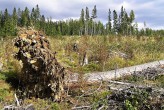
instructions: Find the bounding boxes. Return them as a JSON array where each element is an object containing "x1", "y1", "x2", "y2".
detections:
[
  {"x1": 14, "y1": 28, "x2": 65, "y2": 101},
  {"x1": 133, "y1": 66, "x2": 164, "y2": 80},
  {"x1": 107, "y1": 86, "x2": 164, "y2": 110}
]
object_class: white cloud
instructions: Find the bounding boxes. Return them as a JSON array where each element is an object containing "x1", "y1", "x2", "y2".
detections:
[{"x1": 137, "y1": 22, "x2": 145, "y2": 29}]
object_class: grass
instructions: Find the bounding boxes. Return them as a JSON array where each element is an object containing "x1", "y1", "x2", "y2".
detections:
[
  {"x1": 117, "y1": 73, "x2": 164, "y2": 88},
  {"x1": 0, "y1": 71, "x2": 15, "y2": 109},
  {"x1": 155, "y1": 75, "x2": 164, "y2": 88},
  {"x1": 0, "y1": 35, "x2": 163, "y2": 73},
  {"x1": 49, "y1": 35, "x2": 164, "y2": 72},
  {"x1": 0, "y1": 35, "x2": 163, "y2": 109}
]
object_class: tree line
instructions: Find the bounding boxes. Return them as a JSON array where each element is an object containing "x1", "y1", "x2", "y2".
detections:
[{"x1": 0, "y1": 5, "x2": 163, "y2": 37}]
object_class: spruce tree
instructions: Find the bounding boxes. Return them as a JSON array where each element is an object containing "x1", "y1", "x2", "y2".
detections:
[
  {"x1": 107, "y1": 9, "x2": 112, "y2": 34},
  {"x1": 80, "y1": 9, "x2": 85, "y2": 35},
  {"x1": 34, "y1": 5, "x2": 41, "y2": 29},
  {"x1": 124, "y1": 11, "x2": 129, "y2": 35},
  {"x1": 21, "y1": 7, "x2": 30, "y2": 27},
  {"x1": 40, "y1": 15, "x2": 45, "y2": 32},
  {"x1": 3, "y1": 8, "x2": 10, "y2": 36},
  {"x1": 85, "y1": 7, "x2": 90, "y2": 35},
  {"x1": 0, "y1": 11, "x2": 2, "y2": 35},
  {"x1": 35, "y1": 4, "x2": 40, "y2": 20},
  {"x1": 120, "y1": 6, "x2": 124, "y2": 34},
  {"x1": 113, "y1": 10, "x2": 118, "y2": 34},
  {"x1": 11, "y1": 7, "x2": 18, "y2": 35},
  {"x1": 12, "y1": 7, "x2": 18, "y2": 27},
  {"x1": 17, "y1": 8, "x2": 22, "y2": 26},
  {"x1": 91, "y1": 5, "x2": 97, "y2": 35},
  {"x1": 129, "y1": 10, "x2": 135, "y2": 35},
  {"x1": 31, "y1": 8, "x2": 35, "y2": 26}
]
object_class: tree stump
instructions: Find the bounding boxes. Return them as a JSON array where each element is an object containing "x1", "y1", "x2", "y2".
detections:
[{"x1": 14, "y1": 29, "x2": 65, "y2": 101}]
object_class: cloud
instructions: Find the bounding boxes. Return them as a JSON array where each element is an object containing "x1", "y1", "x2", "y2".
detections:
[{"x1": 0, "y1": 0, "x2": 163, "y2": 29}]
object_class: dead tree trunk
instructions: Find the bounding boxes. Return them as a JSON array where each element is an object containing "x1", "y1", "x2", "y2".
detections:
[{"x1": 14, "y1": 29, "x2": 65, "y2": 101}]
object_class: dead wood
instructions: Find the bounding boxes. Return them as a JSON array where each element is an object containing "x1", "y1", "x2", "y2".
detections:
[{"x1": 14, "y1": 28, "x2": 65, "y2": 101}]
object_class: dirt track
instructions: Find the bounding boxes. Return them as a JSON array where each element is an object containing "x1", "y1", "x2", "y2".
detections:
[{"x1": 69, "y1": 60, "x2": 164, "y2": 82}]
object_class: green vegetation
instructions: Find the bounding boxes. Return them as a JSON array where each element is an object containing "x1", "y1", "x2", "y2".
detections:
[
  {"x1": 0, "y1": 4, "x2": 163, "y2": 109},
  {"x1": 155, "y1": 75, "x2": 164, "y2": 88},
  {"x1": 117, "y1": 71, "x2": 164, "y2": 88},
  {"x1": 0, "y1": 71, "x2": 15, "y2": 109},
  {"x1": 0, "y1": 5, "x2": 164, "y2": 37},
  {"x1": 49, "y1": 35, "x2": 164, "y2": 73},
  {"x1": 0, "y1": 35, "x2": 163, "y2": 74}
]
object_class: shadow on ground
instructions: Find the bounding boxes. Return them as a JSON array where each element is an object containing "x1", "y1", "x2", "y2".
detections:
[{"x1": 0, "y1": 71, "x2": 20, "y2": 89}]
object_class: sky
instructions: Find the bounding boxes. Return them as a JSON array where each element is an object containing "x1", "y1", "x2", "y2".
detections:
[{"x1": 0, "y1": 0, "x2": 164, "y2": 30}]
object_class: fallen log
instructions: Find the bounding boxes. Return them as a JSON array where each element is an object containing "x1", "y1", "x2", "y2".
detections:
[
  {"x1": 3, "y1": 104, "x2": 34, "y2": 110},
  {"x1": 109, "y1": 81, "x2": 131, "y2": 85}
]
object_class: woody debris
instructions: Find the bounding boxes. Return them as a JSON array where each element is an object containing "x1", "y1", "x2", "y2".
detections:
[{"x1": 14, "y1": 28, "x2": 65, "y2": 101}]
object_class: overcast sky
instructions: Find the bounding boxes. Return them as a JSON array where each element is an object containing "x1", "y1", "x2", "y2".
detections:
[{"x1": 0, "y1": 0, "x2": 164, "y2": 30}]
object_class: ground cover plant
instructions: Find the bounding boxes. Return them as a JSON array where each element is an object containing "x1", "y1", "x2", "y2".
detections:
[
  {"x1": 0, "y1": 35, "x2": 163, "y2": 109},
  {"x1": 49, "y1": 35, "x2": 164, "y2": 73}
]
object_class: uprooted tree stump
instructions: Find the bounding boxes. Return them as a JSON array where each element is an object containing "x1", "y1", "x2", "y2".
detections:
[{"x1": 14, "y1": 29, "x2": 65, "y2": 101}]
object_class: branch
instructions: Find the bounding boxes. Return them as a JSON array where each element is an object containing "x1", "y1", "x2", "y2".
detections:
[
  {"x1": 72, "y1": 106, "x2": 91, "y2": 110},
  {"x1": 14, "y1": 93, "x2": 20, "y2": 106},
  {"x1": 98, "y1": 105, "x2": 105, "y2": 110}
]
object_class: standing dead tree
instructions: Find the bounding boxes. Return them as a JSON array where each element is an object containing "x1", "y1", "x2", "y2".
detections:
[{"x1": 14, "y1": 29, "x2": 65, "y2": 101}]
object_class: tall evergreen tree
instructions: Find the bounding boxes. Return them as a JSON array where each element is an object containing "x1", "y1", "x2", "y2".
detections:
[
  {"x1": 124, "y1": 11, "x2": 129, "y2": 35},
  {"x1": 120, "y1": 6, "x2": 124, "y2": 34},
  {"x1": 4, "y1": 8, "x2": 9, "y2": 22},
  {"x1": 40, "y1": 15, "x2": 45, "y2": 31},
  {"x1": 3, "y1": 8, "x2": 10, "y2": 36},
  {"x1": 85, "y1": 7, "x2": 90, "y2": 35},
  {"x1": 17, "y1": 8, "x2": 22, "y2": 26},
  {"x1": 0, "y1": 11, "x2": 2, "y2": 35},
  {"x1": 107, "y1": 9, "x2": 112, "y2": 34},
  {"x1": 113, "y1": 10, "x2": 118, "y2": 34},
  {"x1": 34, "y1": 5, "x2": 41, "y2": 29},
  {"x1": 12, "y1": 7, "x2": 18, "y2": 27},
  {"x1": 21, "y1": 7, "x2": 30, "y2": 27},
  {"x1": 31, "y1": 8, "x2": 35, "y2": 26},
  {"x1": 91, "y1": 5, "x2": 97, "y2": 19},
  {"x1": 11, "y1": 7, "x2": 18, "y2": 35},
  {"x1": 35, "y1": 4, "x2": 40, "y2": 20},
  {"x1": 80, "y1": 9, "x2": 85, "y2": 35},
  {"x1": 129, "y1": 10, "x2": 135, "y2": 35},
  {"x1": 91, "y1": 5, "x2": 97, "y2": 35},
  {"x1": 129, "y1": 10, "x2": 135, "y2": 24}
]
